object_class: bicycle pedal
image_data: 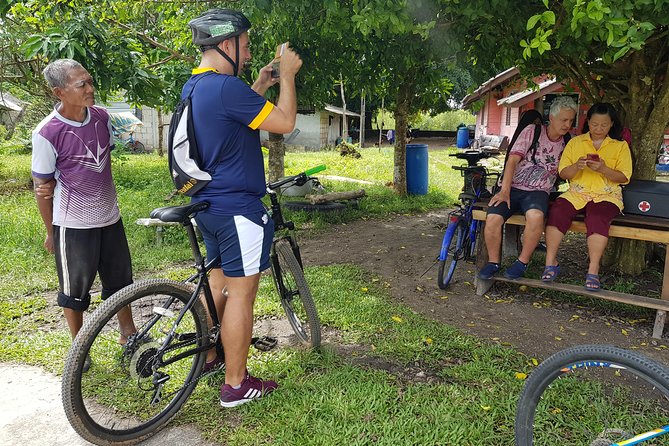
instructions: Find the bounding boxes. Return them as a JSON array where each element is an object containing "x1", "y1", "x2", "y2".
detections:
[{"x1": 251, "y1": 336, "x2": 278, "y2": 352}]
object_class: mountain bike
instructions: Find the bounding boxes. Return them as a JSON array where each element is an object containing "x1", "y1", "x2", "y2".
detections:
[
  {"x1": 437, "y1": 149, "x2": 499, "y2": 289},
  {"x1": 61, "y1": 166, "x2": 325, "y2": 446},
  {"x1": 515, "y1": 344, "x2": 669, "y2": 445}
]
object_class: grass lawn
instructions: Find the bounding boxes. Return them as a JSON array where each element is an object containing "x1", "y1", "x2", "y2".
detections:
[
  {"x1": 2, "y1": 146, "x2": 661, "y2": 444},
  {"x1": 0, "y1": 145, "x2": 464, "y2": 301}
]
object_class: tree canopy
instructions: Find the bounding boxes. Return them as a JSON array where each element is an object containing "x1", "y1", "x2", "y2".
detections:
[
  {"x1": 1, "y1": 0, "x2": 469, "y2": 193},
  {"x1": 442, "y1": 0, "x2": 668, "y2": 274}
]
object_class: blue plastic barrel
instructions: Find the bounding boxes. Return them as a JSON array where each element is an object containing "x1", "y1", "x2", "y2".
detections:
[
  {"x1": 456, "y1": 126, "x2": 470, "y2": 149},
  {"x1": 406, "y1": 143, "x2": 429, "y2": 195}
]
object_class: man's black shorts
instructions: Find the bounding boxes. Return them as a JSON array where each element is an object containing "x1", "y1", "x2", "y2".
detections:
[
  {"x1": 487, "y1": 188, "x2": 549, "y2": 221},
  {"x1": 53, "y1": 219, "x2": 133, "y2": 311}
]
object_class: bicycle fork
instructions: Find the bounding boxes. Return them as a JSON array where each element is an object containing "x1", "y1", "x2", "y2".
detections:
[{"x1": 438, "y1": 215, "x2": 460, "y2": 261}]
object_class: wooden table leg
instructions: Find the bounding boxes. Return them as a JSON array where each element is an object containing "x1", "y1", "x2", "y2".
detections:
[
  {"x1": 475, "y1": 221, "x2": 493, "y2": 296},
  {"x1": 652, "y1": 245, "x2": 669, "y2": 339}
]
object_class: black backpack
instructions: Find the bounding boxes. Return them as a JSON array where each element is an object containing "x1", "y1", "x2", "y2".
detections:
[
  {"x1": 495, "y1": 110, "x2": 571, "y2": 193},
  {"x1": 167, "y1": 74, "x2": 213, "y2": 196}
]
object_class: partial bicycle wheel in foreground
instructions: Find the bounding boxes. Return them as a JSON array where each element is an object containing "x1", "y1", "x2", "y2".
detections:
[
  {"x1": 515, "y1": 344, "x2": 669, "y2": 445},
  {"x1": 62, "y1": 279, "x2": 207, "y2": 445}
]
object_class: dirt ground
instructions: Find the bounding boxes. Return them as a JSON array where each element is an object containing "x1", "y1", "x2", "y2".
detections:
[{"x1": 298, "y1": 209, "x2": 669, "y2": 365}]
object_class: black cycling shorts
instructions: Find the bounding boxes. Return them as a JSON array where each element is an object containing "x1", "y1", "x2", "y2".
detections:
[
  {"x1": 53, "y1": 219, "x2": 133, "y2": 311},
  {"x1": 487, "y1": 188, "x2": 549, "y2": 221}
]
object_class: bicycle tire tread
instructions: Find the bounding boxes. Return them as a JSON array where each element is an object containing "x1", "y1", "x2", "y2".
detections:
[{"x1": 274, "y1": 238, "x2": 322, "y2": 348}]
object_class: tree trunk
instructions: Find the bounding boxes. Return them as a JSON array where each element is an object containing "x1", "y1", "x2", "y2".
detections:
[
  {"x1": 378, "y1": 97, "x2": 384, "y2": 147},
  {"x1": 339, "y1": 73, "x2": 348, "y2": 139},
  {"x1": 156, "y1": 109, "x2": 164, "y2": 156},
  {"x1": 359, "y1": 89, "x2": 365, "y2": 148},
  {"x1": 606, "y1": 45, "x2": 669, "y2": 274},
  {"x1": 392, "y1": 82, "x2": 412, "y2": 196},
  {"x1": 267, "y1": 132, "x2": 285, "y2": 182}
]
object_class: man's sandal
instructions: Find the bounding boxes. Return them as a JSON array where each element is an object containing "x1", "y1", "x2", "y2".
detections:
[
  {"x1": 541, "y1": 264, "x2": 560, "y2": 282},
  {"x1": 584, "y1": 273, "x2": 601, "y2": 291}
]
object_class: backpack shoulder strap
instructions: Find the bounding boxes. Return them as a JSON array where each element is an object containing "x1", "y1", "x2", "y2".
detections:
[
  {"x1": 184, "y1": 71, "x2": 214, "y2": 99},
  {"x1": 530, "y1": 124, "x2": 542, "y2": 164},
  {"x1": 563, "y1": 132, "x2": 572, "y2": 145}
]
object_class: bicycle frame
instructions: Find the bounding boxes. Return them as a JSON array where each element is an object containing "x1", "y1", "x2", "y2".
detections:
[
  {"x1": 137, "y1": 218, "x2": 222, "y2": 372},
  {"x1": 611, "y1": 425, "x2": 669, "y2": 445}
]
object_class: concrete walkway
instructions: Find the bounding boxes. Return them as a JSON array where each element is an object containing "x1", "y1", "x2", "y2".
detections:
[{"x1": 0, "y1": 363, "x2": 218, "y2": 446}]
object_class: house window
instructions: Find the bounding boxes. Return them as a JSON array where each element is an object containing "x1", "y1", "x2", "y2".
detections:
[{"x1": 505, "y1": 108, "x2": 511, "y2": 126}]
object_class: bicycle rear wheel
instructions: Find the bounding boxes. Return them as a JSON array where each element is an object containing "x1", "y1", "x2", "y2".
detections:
[
  {"x1": 515, "y1": 344, "x2": 669, "y2": 446},
  {"x1": 272, "y1": 238, "x2": 321, "y2": 348},
  {"x1": 437, "y1": 217, "x2": 466, "y2": 289},
  {"x1": 130, "y1": 140, "x2": 147, "y2": 154},
  {"x1": 62, "y1": 279, "x2": 208, "y2": 445}
]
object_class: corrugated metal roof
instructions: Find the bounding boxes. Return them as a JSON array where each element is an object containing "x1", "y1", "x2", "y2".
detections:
[
  {"x1": 496, "y1": 79, "x2": 562, "y2": 107},
  {"x1": 462, "y1": 67, "x2": 519, "y2": 107},
  {"x1": 324, "y1": 104, "x2": 361, "y2": 117}
]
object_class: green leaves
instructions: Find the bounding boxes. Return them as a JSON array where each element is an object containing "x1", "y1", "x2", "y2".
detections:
[
  {"x1": 22, "y1": 27, "x2": 87, "y2": 60},
  {"x1": 527, "y1": 11, "x2": 554, "y2": 31}
]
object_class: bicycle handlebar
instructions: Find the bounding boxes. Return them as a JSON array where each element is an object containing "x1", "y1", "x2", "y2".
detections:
[
  {"x1": 304, "y1": 165, "x2": 326, "y2": 176},
  {"x1": 267, "y1": 165, "x2": 327, "y2": 191}
]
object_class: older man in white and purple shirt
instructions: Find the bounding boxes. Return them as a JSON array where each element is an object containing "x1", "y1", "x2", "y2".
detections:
[{"x1": 32, "y1": 59, "x2": 137, "y2": 371}]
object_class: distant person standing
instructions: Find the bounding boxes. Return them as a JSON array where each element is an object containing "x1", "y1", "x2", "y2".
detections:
[
  {"x1": 32, "y1": 59, "x2": 138, "y2": 371},
  {"x1": 387, "y1": 129, "x2": 395, "y2": 144}
]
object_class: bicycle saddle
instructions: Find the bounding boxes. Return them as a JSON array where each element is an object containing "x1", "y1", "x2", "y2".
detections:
[
  {"x1": 452, "y1": 149, "x2": 499, "y2": 166},
  {"x1": 150, "y1": 201, "x2": 210, "y2": 223}
]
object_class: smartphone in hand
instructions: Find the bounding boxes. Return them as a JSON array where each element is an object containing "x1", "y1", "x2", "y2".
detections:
[
  {"x1": 586, "y1": 153, "x2": 600, "y2": 162},
  {"x1": 270, "y1": 43, "x2": 287, "y2": 79}
]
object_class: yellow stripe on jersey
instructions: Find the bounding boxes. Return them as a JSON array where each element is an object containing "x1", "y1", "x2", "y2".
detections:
[
  {"x1": 192, "y1": 67, "x2": 219, "y2": 74},
  {"x1": 248, "y1": 101, "x2": 274, "y2": 130}
]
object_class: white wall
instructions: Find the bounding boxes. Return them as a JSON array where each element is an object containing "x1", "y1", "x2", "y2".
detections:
[{"x1": 260, "y1": 111, "x2": 335, "y2": 149}]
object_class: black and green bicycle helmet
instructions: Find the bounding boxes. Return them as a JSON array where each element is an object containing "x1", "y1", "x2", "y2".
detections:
[{"x1": 189, "y1": 8, "x2": 251, "y2": 76}]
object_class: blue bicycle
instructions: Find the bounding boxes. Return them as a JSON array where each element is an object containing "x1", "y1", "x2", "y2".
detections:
[{"x1": 437, "y1": 150, "x2": 499, "y2": 289}]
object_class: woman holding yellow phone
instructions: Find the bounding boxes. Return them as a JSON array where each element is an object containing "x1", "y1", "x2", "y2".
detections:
[{"x1": 542, "y1": 103, "x2": 632, "y2": 290}]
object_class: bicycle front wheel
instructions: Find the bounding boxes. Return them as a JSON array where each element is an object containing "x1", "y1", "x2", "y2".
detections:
[
  {"x1": 272, "y1": 238, "x2": 321, "y2": 348},
  {"x1": 437, "y1": 218, "x2": 466, "y2": 289},
  {"x1": 62, "y1": 279, "x2": 208, "y2": 445},
  {"x1": 515, "y1": 344, "x2": 669, "y2": 446}
]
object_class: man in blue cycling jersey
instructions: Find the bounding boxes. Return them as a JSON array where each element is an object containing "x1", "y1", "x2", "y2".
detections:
[{"x1": 183, "y1": 8, "x2": 302, "y2": 407}]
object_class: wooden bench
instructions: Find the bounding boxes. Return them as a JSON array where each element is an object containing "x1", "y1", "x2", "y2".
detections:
[
  {"x1": 472, "y1": 207, "x2": 669, "y2": 338},
  {"x1": 136, "y1": 218, "x2": 199, "y2": 245}
]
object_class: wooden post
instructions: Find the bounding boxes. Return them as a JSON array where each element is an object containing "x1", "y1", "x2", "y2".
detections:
[
  {"x1": 155, "y1": 225, "x2": 164, "y2": 246},
  {"x1": 652, "y1": 245, "x2": 669, "y2": 338},
  {"x1": 475, "y1": 221, "x2": 494, "y2": 295},
  {"x1": 503, "y1": 224, "x2": 520, "y2": 259}
]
